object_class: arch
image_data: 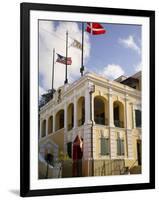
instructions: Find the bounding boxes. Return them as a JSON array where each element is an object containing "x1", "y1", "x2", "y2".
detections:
[
  {"x1": 77, "y1": 97, "x2": 85, "y2": 126},
  {"x1": 72, "y1": 135, "x2": 83, "y2": 177},
  {"x1": 94, "y1": 96, "x2": 108, "y2": 125},
  {"x1": 55, "y1": 109, "x2": 64, "y2": 131},
  {"x1": 113, "y1": 101, "x2": 125, "y2": 128},
  {"x1": 67, "y1": 103, "x2": 74, "y2": 130},
  {"x1": 48, "y1": 115, "x2": 53, "y2": 134},
  {"x1": 41, "y1": 119, "x2": 46, "y2": 137}
]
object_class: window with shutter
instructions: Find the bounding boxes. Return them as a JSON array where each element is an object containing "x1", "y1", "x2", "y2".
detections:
[
  {"x1": 121, "y1": 139, "x2": 125, "y2": 155},
  {"x1": 117, "y1": 138, "x2": 121, "y2": 155},
  {"x1": 101, "y1": 138, "x2": 109, "y2": 155},
  {"x1": 117, "y1": 137, "x2": 125, "y2": 156},
  {"x1": 135, "y1": 110, "x2": 141, "y2": 127}
]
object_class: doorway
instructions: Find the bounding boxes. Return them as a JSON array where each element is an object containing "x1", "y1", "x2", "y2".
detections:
[
  {"x1": 72, "y1": 135, "x2": 83, "y2": 177},
  {"x1": 137, "y1": 140, "x2": 141, "y2": 165}
]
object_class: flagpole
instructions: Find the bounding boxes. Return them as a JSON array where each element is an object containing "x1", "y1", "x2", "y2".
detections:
[
  {"x1": 64, "y1": 31, "x2": 68, "y2": 84},
  {"x1": 52, "y1": 48, "x2": 55, "y2": 92},
  {"x1": 80, "y1": 22, "x2": 84, "y2": 76}
]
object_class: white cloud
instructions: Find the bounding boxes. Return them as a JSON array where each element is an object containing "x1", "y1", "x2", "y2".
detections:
[
  {"x1": 134, "y1": 62, "x2": 142, "y2": 72},
  {"x1": 39, "y1": 21, "x2": 91, "y2": 90},
  {"x1": 100, "y1": 64, "x2": 125, "y2": 80},
  {"x1": 39, "y1": 86, "x2": 46, "y2": 97},
  {"x1": 119, "y1": 35, "x2": 141, "y2": 54}
]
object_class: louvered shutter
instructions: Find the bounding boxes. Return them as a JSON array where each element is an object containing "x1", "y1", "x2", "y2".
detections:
[
  {"x1": 101, "y1": 138, "x2": 110, "y2": 155},
  {"x1": 117, "y1": 138, "x2": 121, "y2": 155},
  {"x1": 121, "y1": 139, "x2": 125, "y2": 155}
]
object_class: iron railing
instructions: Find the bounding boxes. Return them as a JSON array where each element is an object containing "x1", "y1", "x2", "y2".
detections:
[
  {"x1": 68, "y1": 123, "x2": 73, "y2": 131},
  {"x1": 114, "y1": 120, "x2": 124, "y2": 128},
  {"x1": 94, "y1": 117, "x2": 108, "y2": 125},
  {"x1": 78, "y1": 118, "x2": 85, "y2": 126}
]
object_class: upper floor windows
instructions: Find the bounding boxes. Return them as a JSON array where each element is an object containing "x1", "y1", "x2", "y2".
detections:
[{"x1": 135, "y1": 109, "x2": 141, "y2": 127}]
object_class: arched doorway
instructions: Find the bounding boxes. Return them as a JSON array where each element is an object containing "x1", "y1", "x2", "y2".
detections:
[
  {"x1": 55, "y1": 109, "x2": 64, "y2": 131},
  {"x1": 94, "y1": 96, "x2": 108, "y2": 125},
  {"x1": 67, "y1": 103, "x2": 74, "y2": 131},
  {"x1": 72, "y1": 135, "x2": 83, "y2": 177},
  {"x1": 41, "y1": 119, "x2": 46, "y2": 137},
  {"x1": 137, "y1": 139, "x2": 141, "y2": 165},
  {"x1": 48, "y1": 115, "x2": 53, "y2": 134},
  {"x1": 77, "y1": 97, "x2": 85, "y2": 126},
  {"x1": 113, "y1": 101, "x2": 124, "y2": 128}
]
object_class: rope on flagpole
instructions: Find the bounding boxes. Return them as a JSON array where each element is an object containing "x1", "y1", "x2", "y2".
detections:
[
  {"x1": 64, "y1": 31, "x2": 68, "y2": 84},
  {"x1": 80, "y1": 22, "x2": 84, "y2": 76}
]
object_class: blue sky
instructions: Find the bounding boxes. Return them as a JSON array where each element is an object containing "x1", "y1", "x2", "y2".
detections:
[
  {"x1": 39, "y1": 20, "x2": 141, "y2": 95},
  {"x1": 85, "y1": 23, "x2": 141, "y2": 76}
]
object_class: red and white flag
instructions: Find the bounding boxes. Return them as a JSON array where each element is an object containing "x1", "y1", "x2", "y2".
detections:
[{"x1": 86, "y1": 22, "x2": 106, "y2": 35}]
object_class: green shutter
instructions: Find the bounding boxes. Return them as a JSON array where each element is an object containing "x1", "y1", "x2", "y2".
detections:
[
  {"x1": 101, "y1": 138, "x2": 109, "y2": 155},
  {"x1": 117, "y1": 138, "x2": 121, "y2": 155},
  {"x1": 117, "y1": 138, "x2": 124, "y2": 156},
  {"x1": 121, "y1": 139, "x2": 125, "y2": 155},
  {"x1": 135, "y1": 110, "x2": 141, "y2": 127},
  {"x1": 106, "y1": 138, "x2": 110, "y2": 155}
]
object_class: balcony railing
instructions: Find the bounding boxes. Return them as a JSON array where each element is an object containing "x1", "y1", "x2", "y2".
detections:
[
  {"x1": 94, "y1": 117, "x2": 108, "y2": 126},
  {"x1": 68, "y1": 123, "x2": 73, "y2": 131},
  {"x1": 114, "y1": 120, "x2": 124, "y2": 128},
  {"x1": 78, "y1": 118, "x2": 85, "y2": 126}
]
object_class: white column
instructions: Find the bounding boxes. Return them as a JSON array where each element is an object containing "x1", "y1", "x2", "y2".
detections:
[
  {"x1": 125, "y1": 96, "x2": 128, "y2": 158},
  {"x1": 64, "y1": 103, "x2": 67, "y2": 131},
  {"x1": 40, "y1": 119, "x2": 42, "y2": 138},
  {"x1": 84, "y1": 85, "x2": 91, "y2": 125},
  {"x1": 91, "y1": 95, "x2": 95, "y2": 123},
  {"x1": 46, "y1": 117, "x2": 48, "y2": 136},
  {"x1": 108, "y1": 88, "x2": 114, "y2": 127},
  {"x1": 110, "y1": 130, "x2": 117, "y2": 159},
  {"x1": 73, "y1": 96, "x2": 77, "y2": 129},
  {"x1": 127, "y1": 130, "x2": 133, "y2": 159},
  {"x1": 53, "y1": 112, "x2": 55, "y2": 133},
  {"x1": 125, "y1": 96, "x2": 131, "y2": 129},
  {"x1": 132, "y1": 104, "x2": 136, "y2": 129},
  {"x1": 64, "y1": 103, "x2": 67, "y2": 154}
]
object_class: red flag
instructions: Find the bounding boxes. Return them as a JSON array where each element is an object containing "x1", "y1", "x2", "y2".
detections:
[{"x1": 86, "y1": 22, "x2": 106, "y2": 35}]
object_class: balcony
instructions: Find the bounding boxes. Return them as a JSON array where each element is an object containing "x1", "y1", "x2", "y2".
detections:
[
  {"x1": 68, "y1": 123, "x2": 73, "y2": 131},
  {"x1": 114, "y1": 120, "x2": 124, "y2": 128},
  {"x1": 78, "y1": 118, "x2": 85, "y2": 126},
  {"x1": 94, "y1": 117, "x2": 108, "y2": 126}
]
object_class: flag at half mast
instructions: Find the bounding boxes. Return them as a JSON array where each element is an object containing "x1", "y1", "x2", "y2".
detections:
[
  {"x1": 56, "y1": 53, "x2": 72, "y2": 65},
  {"x1": 86, "y1": 22, "x2": 106, "y2": 35}
]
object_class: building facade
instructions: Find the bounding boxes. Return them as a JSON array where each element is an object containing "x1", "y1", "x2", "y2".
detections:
[{"x1": 39, "y1": 71, "x2": 141, "y2": 178}]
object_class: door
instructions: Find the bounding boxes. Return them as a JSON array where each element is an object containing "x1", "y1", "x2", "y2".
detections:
[
  {"x1": 72, "y1": 135, "x2": 83, "y2": 177},
  {"x1": 137, "y1": 140, "x2": 141, "y2": 165}
]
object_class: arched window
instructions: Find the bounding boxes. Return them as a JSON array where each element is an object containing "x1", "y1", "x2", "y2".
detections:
[
  {"x1": 67, "y1": 103, "x2": 74, "y2": 130},
  {"x1": 55, "y1": 109, "x2": 64, "y2": 131},
  {"x1": 94, "y1": 96, "x2": 108, "y2": 125},
  {"x1": 77, "y1": 97, "x2": 85, "y2": 126},
  {"x1": 48, "y1": 116, "x2": 53, "y2": 134},
  {"x1": 113, "y1": 101, "x2": 124, "y2": 128},
  {"x1": 41, "y1": 119, "x2": 46, "y2": 137}
]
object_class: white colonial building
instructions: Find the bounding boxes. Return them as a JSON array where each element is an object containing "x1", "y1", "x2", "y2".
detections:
[{"x1": 39, "y1": 71, "x2": 141, "y2": 178}]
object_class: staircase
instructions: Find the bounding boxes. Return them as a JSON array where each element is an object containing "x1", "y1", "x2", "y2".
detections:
[{"x1": 38, "y1": 153, "x2": 62, "y2": 179}]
